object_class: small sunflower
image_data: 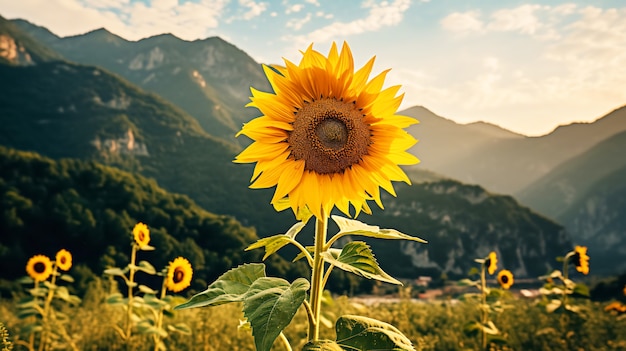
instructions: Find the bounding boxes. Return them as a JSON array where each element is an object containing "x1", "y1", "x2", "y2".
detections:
[
  {"x1": 133, "y1": 222, "x2": 150, "y2": 247},
  {"x1": 485, "y1": 251, "x2": 498, "y2": 275},
  {"x1": 55, "y1": 249, "x2": 72, "y2": 271},
  {"x1": 234, "y1": 42, "x2": 419, "y2": 219},
  {"x1": 165, "y1": 257, "x2": 193, "y2": 293},
  {"x1": 497, "y1": 270, "x2": 514, "y2": 290},
  {"x1": 26, "y1": 255, "x2": 53, "y2": 282},
  {"x1": 572, "y1": 245, "x2": 590, "y2": 275}
]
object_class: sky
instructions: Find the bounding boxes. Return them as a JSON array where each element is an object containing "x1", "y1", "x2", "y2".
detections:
[{"x1": 3, "y1": 0, "x2": 626, "y2": 136}]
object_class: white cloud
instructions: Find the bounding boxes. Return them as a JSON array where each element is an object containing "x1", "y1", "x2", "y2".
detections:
[
  {"x1": 283, "y1": 0, "x2": 411, "y2": 48},
  {"x1": 487, "y1": 4, "x2": 546, "y2": 35},
  {"x1": 3, "y1": 0, "x2": 229, "y2": 41},
  {"x1": 286, "y1": 4, "x2": 304, "y2": 14},
  {"x1": 304, "y1": 0, "x2": 320, "y2": 6},
  {"x1": 440, "y1": 10, "x2": 484, "y2": 33},
  {"x1": 286, "y1": 13, "x2": 312, "y2": 30},
  {"x1": 239, "y1": 0, "x2": 269, "y2": 20}
]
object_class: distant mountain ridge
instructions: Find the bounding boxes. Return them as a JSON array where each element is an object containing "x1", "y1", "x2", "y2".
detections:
[
  {"x1": 12, "y1": 18, "x2": 270, "y2": 143},
  {"x1": 403, "y1": 104, "x2": 626, "y2": 195}
]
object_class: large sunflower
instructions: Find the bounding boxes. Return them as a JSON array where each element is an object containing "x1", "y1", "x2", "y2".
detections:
[
  {"x1": 133, "y1": 222, "x2": 150, "y2": 247},
  {"x1": 234, "y1": 42, "x2": 419, "y2": 218},
  {"x1": 26, "y1": 255, "x2": 53, "y2": 282},
  {"x1": 165, "y1": 257, "x2": 193, "y2": 293},
  {"x1": 485, "y1": 251, "x2": 498, "y2": 275},
  {"x1": 55, "y1": 249, "x2": 72, "y2": 271},
  {"x1": 497, "y1": 270, "x2": 514, "y2": 290},
  {"x1": 572, "y1": 245, "x2": 589, "y2": 275}
]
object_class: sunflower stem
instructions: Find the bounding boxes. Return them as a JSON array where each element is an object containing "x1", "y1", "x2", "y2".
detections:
[
  {"x1": 153, "y1": 275, "x2": 168, "y2": 351},
  {"x1": 125, "y1": 244, "x2": 138, "y2": 341},
  {"x1": 480, "y1": 263, "x2": 487, "y2": 351},
  {"x1": 308, "y1": 212, "x2": 328, "y2": 342},
  {"x1": 38, "y1": 265, "x2": 57, "y2": 351}
]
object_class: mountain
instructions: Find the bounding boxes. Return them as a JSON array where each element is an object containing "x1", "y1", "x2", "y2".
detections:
[
  {"x1": 0, "y1": 57, "x2": 294, "y2": 238},
  {"x1": 365, "y1": 179, "x2": 571, "y2": 279},
  {"x1": 0, "y1": 15, "x2": 61, "y2": 64},
  {"x1": 403, "y1": 105, "x2": 626, "y2": 195},
  {"x1": 516, "y1": 131, "x2": 626, "y2": 273},
  {"x1": 0, "y1": 146, "x2": 262, "y2": 291},
  {"x1": 12, "y1": 19, "x2": 270, "y2": 143}
]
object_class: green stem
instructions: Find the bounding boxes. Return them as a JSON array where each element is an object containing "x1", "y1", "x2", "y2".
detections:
[
  {"x1": 480, "y1": 263, "x2": 487, "y2": 351},
  {"x1": 308, "y1": 212, "x2": 328, "y2": 342},
  {"x1": 153, "y1": 276, "x2": 168, "y2": 351},
  {"x1": 125, "y1": 244, "x2": 138, "y2": 340},
  {"x1": 39, "y1": 265, "x2": 58, "y2": 351},
  {"x1": 278, "y1": 332, "x2": 293, "y2": 351},
  {"x1": 562, "y1": 252, "x2": 573, "y2": 306}
]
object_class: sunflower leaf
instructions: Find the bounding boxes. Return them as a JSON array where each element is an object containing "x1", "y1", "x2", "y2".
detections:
[
  {"x1": 331, "y1": 215, "x2": 427, "y2": 243},
  {"x1": 136, "y1": 260, "x2": 157, "y2": 275},
  {"x1": 103, "y1": 267, "x2": 128, "y2": 277},
  {"x1": 335, "y1": 315, "x2": 415, "y2": 351},
  {"x1": 301, "y1": 340, "x2": 344, "y2": 351},
  {"x1": 321, "y1": 241, "x2": 401, "y2": 285},
  {"x1": 243, "y1": 277, "x2": 310, "y2": 351},
  {"x1": 174, "y1": 263, "x2": 266, "y2": 310}
]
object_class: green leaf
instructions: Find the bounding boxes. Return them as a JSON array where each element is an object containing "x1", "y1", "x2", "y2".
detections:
[
  {"x1": 331, "y1": 215, "x2": 427, "y2": 243},
  {"x1": 138, "y1": 284, "x2": 158, "y2": 295},
  {"x1": 457, "y1": 278, "x2": 478, "y2": 287},
  {"x1": 175, "y1": 263, "x2": 266, "y2": 310},
  {"x1": 167, "y1": 323, "x2": 192, "y2": 335},
  {"x1": 335, "y1": 315, "x2": 415, "y2": 351},
  {"x1": 105, "y1": 293, "x2": 125, "y2": 305},
  {"x1": 322, "y1": 241, "x2": 402, "y2": 285},
  {"x1": 137, "y1": 260, "x2": 157, "y2": 275},
  {"x1": 246, "y1": 222, "x2": 307, "y2": 260},
  {"x1": 302, "y1": 340, "x2": 344, "y2": 351},
  {"x1": 103, "y1": 267, "x2": 128, "y2": 276},
  {"x1": 59, "y1": 274, "x2": 74, "y2": 283},
  {"x1": 139, "y1": 244, "x2": 156, "y2": 251},
  {"x1": 243, "y1": 277, "x2": 310, "y2": 351},
  {"x1": 546, "y1": 299, "x2": 562, "y2": 313},
  {"x1": 573, "y1": 283, "x2": 590, "y2": 297}
]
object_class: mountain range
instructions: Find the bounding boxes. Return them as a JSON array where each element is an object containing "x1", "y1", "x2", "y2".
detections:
[{"x1": 1, "y1": 14, "x2": 623, "y2": 279}]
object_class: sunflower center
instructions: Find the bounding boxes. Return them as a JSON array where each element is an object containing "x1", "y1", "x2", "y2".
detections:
[
  {"x1": 60, "y1": 257, "x2": 67, "y2": 264},
  {"x1": 34, "y1": 262, "x2": 45, "y2": 273},
  {"x1": 501, "y1": 275, "x2": 509, "y2": 284},
  {"x1": 138, "y1": 231, "x2": 145, "y2": 242},
  {"x1": 289, "y1": 98, "x2": 370, "y2": 174},
  {"x1": 173, "y1": 268, "x2": 184, "y2": 283}
]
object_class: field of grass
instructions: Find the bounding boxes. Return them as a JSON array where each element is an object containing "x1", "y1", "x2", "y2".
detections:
[{"x1": 2, "y1": 278, "x2": 625, "y2": 351}]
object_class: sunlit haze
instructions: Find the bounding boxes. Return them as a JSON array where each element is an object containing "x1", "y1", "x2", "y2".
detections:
[{"x1": 5, "y1": 0, "x2": 626, "y2": 136}]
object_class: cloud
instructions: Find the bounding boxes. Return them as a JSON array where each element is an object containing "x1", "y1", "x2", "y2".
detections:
[
  {"x1": 440, "y1": 10, "x2": 484, "y2": 34},
  {"x1": 282, "y1": 0, "x2": 411, "y2": 48},
  {"x1": 286, "y1": 4, "x2": 305, "y2": 14},
  {"x1": 286, "y1": 13, "x2": 312, "y2": 30},
  {"x1": 3, "y1": 0, "x2": 230, "y2": 41},
  {"x1": 239, "y1": 0, "x2": 269, "y2": 20}
]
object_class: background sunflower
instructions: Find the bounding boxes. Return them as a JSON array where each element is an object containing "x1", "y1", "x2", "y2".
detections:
[
  {"x1": 132, "y1": 222, "x2": 150, "y2": 247},
  {"x1": 486, "y1": 251, "x2": 498, "y2": 275},
  {"x1": 165, "y1": 257, "x2": 193, "y2": 293},
  {"x1": 498, "y1": 269, "x2": 514, "y2": 290},
  {"x1": 26, "y1": 255, "x2": 53, "y2": 282},
  {"x1": 55, "y1": 249, "x2": 72, "y2": 271},
  {"x1": 573, "y1": 245, "x2": 590, "y2": 275}
]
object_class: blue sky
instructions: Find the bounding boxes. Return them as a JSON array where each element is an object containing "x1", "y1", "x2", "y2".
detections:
[{"x1": 4, "y1": 0, "x2": 626, "y2": 136}]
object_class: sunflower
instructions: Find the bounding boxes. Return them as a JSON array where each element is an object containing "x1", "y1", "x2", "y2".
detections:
[
  {"x1": 26, "y1": 255, "x2": 53, "y2": 282},
  {"x1": 485, "y1": 251, "x2": 498, "y2": 275},
  {"x1": 234, "y1": 42, "x2": 419, "y2": 219},
  {"x1": 55, "y1": 249, "x2": 72, "y2": 271},
  {"x1": 572, "y1": 245, "x2": 589, "y2": 275},
  {"x1": 133, "y1": 222, "x2": 150, "y2": 247},
  {"x1": 165, "y1": 257, "x2": 193, "y2": 293},
  {"x1": 497, "y1": 270, "x2": 514, "y2": 290}
]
